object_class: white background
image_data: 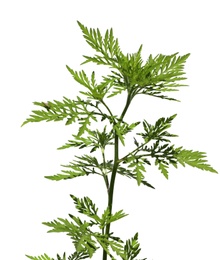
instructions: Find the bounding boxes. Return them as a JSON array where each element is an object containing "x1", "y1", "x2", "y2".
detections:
[{"x1": 1, "y1": 1, "x2": 220, "y2": 259}]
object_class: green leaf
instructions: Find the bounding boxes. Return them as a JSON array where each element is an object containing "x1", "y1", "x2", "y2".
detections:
[
  {"x1": 127, "y1": 156, "x2": 146, "y2": 186},
  {"x1": 99, "y1": 208, "x2": 128, "y2": 230},
  {"x1": 109, "y1": 239, "x2": 125, "y2": 259},
  {"x1": 66, "y1": 67, "x2": 111, "y2": 100},
  {"x1": 45, "y1": 155, "x2": 103, "y2": 181},
  {"x1": 113, "y1": 120, "x2": 140, "y2": 146},
  {"x1": 156, "y1": 161, "x2": 169, "y2": 179},
  {"x1": 66, "y1": 67, "x2": 92, "y2": 90},
  {"x1": 26, "y1": 254, "x2": 51, "y2": 260},
  {"x1": 104, "y1": 160, "x2": 155, "y2": 188},
  {"x1": 21, "y1": 97, "x2": 90, "y2": 126},
  {"x1": 139, "y1": 114, "x2": 178, "y2": 143},
  {"x1": 57, "y1": 126, "x2": 114, "y2": 152},
  {"x1": 144, "y1": 142, "x2": 178, "y2": 179},
  {"x1": 70, "y1": 195, "x2": 101, "y2": 223},
  {"x1": 78, "y1": 116, "x2": 91, "y2": 136},
  {"x1": 114, "y1": 124, "x2": 125, "y2": 146},
  {"x1": 77, "y1": 21, "x2": 123, "y2": 69},
  {"x1": 66, "y1": 252, "x2": 90, "y2": 260},
  {"x1": 176, "y1": 148, "x2": 218, "y2": 173},
  {"x1": 129, "y1": 52, "x2": 190, "y2": 101},
  {"x1": 26, "y1": 252, "x2": 90, "y2": 260},
  {"x1": 109, "y1": 210, "x2": 128, "y2": 223},
  {"x1": 44, "y1": 169, "x2": 87, "y2": 181},
  {"x1": 57, "y1": 136, "x2": 93, "y2": 150},
  {"x1": 124, "y1": 233, "x2": 147, "y2": 260},
  {"x1": 43, "y1": 217, "x2": 98, "y2": 258}
]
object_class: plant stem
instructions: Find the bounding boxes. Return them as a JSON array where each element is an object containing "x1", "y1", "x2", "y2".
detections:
[
  {"x1": 102, "y1": 93, "x2": 132, "y2": 260},
  {"x1": 101, "y1": 148, "x2": 109, "y2": 192},
  {"x1": 102, "y1": 134, "x2": 119, "y2": 260}
]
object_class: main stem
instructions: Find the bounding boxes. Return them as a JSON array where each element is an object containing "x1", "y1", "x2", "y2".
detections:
[{"x1": 102, "y1": 93, "x2": 132, "y2": 260}]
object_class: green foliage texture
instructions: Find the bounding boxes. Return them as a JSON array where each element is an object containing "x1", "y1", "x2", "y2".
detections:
[{"x1": 22, "y1": 21, "x2": 217, "y2": 260}]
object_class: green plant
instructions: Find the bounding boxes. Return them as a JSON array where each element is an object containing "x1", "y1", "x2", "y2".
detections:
[{"x1": 22, "y1": 21, "x2": 217, "y2": 260}]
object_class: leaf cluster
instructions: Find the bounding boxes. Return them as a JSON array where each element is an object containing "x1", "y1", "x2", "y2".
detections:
[
  {"x1": 27, "y1": 194, "x2": 145, "y2": 260},
  {"x1": 120, "y1": 114, "x2": 217, "y2": 180},
  {"x1": 57, "y1": 126, "x2": 114, "y2": 152},
  {"x1": 77, "y1": 21, "x2": 190, "y2": 102},
  {"x1": 22, "y1": 22, "x2": 191, "y2": 131},
  {"x1": 26, "y1": 252, "x2": 89, "y2": 260}
]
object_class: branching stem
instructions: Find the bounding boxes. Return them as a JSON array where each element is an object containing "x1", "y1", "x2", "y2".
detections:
[{"x1": 102, "y1": 93, "x2": 132, "y2": 260}]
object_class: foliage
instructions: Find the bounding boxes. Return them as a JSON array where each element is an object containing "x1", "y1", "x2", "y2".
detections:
[
  {"x1": 23, "y1": 21, "x2": 217, "y2": 260},
  {"x1": 26, "y1": 252, "x2": 90, "y2": 260}
]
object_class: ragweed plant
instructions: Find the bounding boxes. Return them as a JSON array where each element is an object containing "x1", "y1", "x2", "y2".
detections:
[{"x1": 22, "y1": 21, "x2": 217, "y2": 260}]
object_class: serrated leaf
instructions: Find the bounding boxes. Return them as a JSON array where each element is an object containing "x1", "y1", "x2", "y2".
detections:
[
  {"x1": 45, "y1": 154, "x2": 103, "y2": 181},
  {"x1": 124, "y1": 233, "x2": 147, "y2": 260},
  {"x1": 140, "y1": 114, "x2": 178, "y2": 143},
  {"x1": 77, "y1": 21, "x2": 122, "y2": 69},
  {"x1": 176, "y1": 148, "x2": 218, "y2": 173},
  {"x1": 157, "y1": 161, "x2": 169, "y2": 179},
  {"x1": 43, "y1": 217, "x2": 97, "y2": 257},
  {"x1": 78, "y1": 116, "x2": 91, "y2": 136},
  {"x1": 109, "y1": 239, "x2": 125, "y2": 259},
  {"x1": 26, "y1": 254, "x2": 51, "y2": 260},
  {"x1": 127, "y1": 157, "x2": 146, "y2": 186},
  {"x1": 110, "y1": 210, "x2": 128, "y2": 223},
  {"x1": 45, "y1": 170, "x2": 87, "y2": 181},
  {"x1": 21, "y1": 97, "x2": 86, "y2": 126},
  {"x1": 70, "y1": 195, "x2": 101, "y2": 223}
]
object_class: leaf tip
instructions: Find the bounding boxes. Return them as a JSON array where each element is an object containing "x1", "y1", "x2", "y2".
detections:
[{"x1": 21, "y1": 121, "x2": 27, "y2": 127}]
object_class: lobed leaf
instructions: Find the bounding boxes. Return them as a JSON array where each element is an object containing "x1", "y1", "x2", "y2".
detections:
[
  {"x1": 43, "y1": 217, "x2": 97, "y2": 257},
  {"x1": 127, "y1": 156, "x2": 147, "y2": 186},
  {"x1": 124, "y1": 233, "x2": 147, "y2": 260},
  {"x1": 26, "y1": 254, "x2": 51, "y2": 260},
  {"x1": 26, "y1": 252, "x2": 90, "y2": 260},
  {"x1": 21, "y1": 97, "x2": 97, "y2": 127},
  {"x1": 77, "y1": 21, "x2": 122, "y2": 69},
  {"x1": 70, "y1": 195, "x2": 101, "y2": 223},
  {"x1": 156, "y1": 161, "x2": 169, "y2": 179},
  {"x1": 99, "y1": 208, "x2": 128, "y2": 230},
  {"x1": 45, "y1": 155, "x2": 103, "y2": 181},
  {"x1": 139, "y1": 114, "x2": 178, "y2": 143},
  {"x1": 176, "y1": 148, "x2": 218, "y2": 173}
]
